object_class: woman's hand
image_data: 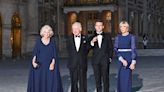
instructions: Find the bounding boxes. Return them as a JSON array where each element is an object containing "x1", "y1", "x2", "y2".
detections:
[
  {"x1": 121, "y1": 59, "x2": 128, "y2": 67},
  {"x1": 49, "y1": 58, "x2": 55, "y2": 70},
  {"x1": 129, "y1": 64, "x2": 135, "y2": 70},
  {"x1": 32, "y1": 56, "x2": 38, "y2": 68},
  {"x1": 32, "y1": 61, "x2": 38, "y2": 68}
]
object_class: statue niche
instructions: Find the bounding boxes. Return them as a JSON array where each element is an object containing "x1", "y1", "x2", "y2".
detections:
[{"x1": 11, "y1": 12, "x2": 22, "y2": 59}]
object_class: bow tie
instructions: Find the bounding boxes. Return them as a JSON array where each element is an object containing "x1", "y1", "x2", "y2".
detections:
[
  {"x1": 96, "y1": 33, "x2": 103, "y2": 35},
  {"x1": 75, "y1": 35, "x2": 81, "y2": 38}
]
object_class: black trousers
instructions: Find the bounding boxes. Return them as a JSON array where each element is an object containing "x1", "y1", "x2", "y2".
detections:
[
  {"x1": 69, "y1": 67, "x2": 87, "y2": 92},
  {"x1": 92, "y1": 62, "x2": 110, "y2": 92}
]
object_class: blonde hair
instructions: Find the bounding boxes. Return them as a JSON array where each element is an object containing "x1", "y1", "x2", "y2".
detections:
[
  {"x1": 119, "y1": 21, "x2": 130, "y2": 32},
  {"x1": 40, "y1": 25, "x2": 54, "y2": 37},
  {"x1": 119, "y1": 21, "x2": 129, "y2": 28}
]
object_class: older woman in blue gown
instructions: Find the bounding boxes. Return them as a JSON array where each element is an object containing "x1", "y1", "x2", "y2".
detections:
[
  {"x1": 27, "y1": 25, "x2": 63, "y2": 92},
  {"x1": 114, "y1": 21, "x2": 137, "y2": 92}
]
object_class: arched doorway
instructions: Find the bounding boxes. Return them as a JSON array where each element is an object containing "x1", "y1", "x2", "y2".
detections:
[
  {"x1": 11, "y1": 12, "x2": 22, "y2": 59},
  {"x1": 0, "y1": 13, "x2": 2, "y2": 59}
]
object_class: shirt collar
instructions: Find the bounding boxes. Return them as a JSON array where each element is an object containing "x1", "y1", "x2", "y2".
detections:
[
  {"x1": 96, "y1": 31, "x2": 103, "y2": 34},
  {"x1": 122, "y1": 32, "x2": 129, "y2": 36}
]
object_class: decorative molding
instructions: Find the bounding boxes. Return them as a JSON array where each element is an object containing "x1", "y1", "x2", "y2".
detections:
[{"x1": 63, "y1": 5, "x2": 118, "y2": 13}]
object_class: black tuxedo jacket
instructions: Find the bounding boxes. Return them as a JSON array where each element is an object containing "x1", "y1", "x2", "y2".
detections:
[
  {"x1": 66, "y1": 35, "x2": 89, "y2": 71},
  {"x1": 90, "y1": 32, "x2": 113, "y2": 65}
]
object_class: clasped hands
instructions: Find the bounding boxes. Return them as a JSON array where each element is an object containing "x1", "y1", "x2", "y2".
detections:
[{"x1": 120, "y1": 58, "x2": 135, "y2": 70}]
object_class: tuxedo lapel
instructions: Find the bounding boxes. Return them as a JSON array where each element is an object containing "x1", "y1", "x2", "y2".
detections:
[
  {"x1": 71, "y1": 36, "x2": 77, "y2": 52},
  {"x1": 101, "y1": 33, "x2": 105, "y2": 48},
  {"x1": 78, "y1": 36, "x2": 82, "y2": 52},
  {"x1": 93, "y1": 34, "x2": 99, "y2": 47}
]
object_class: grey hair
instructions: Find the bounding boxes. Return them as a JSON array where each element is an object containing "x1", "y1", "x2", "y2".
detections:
[
  {"x1": 72, "y1": 22, "x2": 82, "y2": 28},
  {"x1": 40, "y1": 25, "x2": 54, "y2": 37}
]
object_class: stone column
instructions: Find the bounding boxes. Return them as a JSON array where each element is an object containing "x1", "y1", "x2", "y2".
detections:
[
  {"x1": 125, "y1": 0, "x2": 129, "y2": 20},
  {"x1": 143, "y1": 0, "x2": 148, "y2": 34},
  {"x1": 26, "y1": 0, "x2": 38, "y2": 54},
  {"x1": 0, "y1": 13, "x2": 2, "y2": 59},
  {"x1": 112, "y1": 11, "x2": 119, "y2": 36},
  {"x1": 79, "y1": 11, "x2": 87, "y2": 35},
  {"x1": 134, "y1": 12, "x2": 139, "y2": 36},
  {"x1": 0, "y1": 1, "x2": 18, "y2": 58}
]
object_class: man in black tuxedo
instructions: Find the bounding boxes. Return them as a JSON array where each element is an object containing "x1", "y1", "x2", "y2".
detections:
[
  {"x1": 90, "y1": 20, "x2": 113, "y2": 92},
  {"x1": 67, "y1": 22, "x2": 88, "y2": 92}
]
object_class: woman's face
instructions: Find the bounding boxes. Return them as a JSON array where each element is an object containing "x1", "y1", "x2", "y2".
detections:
[
  {"x1": 43, "y1": 29, "x2": 50, "y2": 38},
  {"x1": 120, "y1": 24, "x2": 129, "y2": 34}
]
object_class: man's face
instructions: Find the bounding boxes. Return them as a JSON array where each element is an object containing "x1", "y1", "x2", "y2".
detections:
[
  {"x1": 95, "y1": 22, "x2": 104, "y2": 32},
  {"x1": 72, "y1": 25, "x2": 82, "y2": 36}
]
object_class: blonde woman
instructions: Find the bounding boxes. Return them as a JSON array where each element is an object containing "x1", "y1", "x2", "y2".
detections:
[
  {"x1": 27, "y1": 25, "x2": 63, "y2": 92},
  {"x1": 114, "y1": 21, "x2": 137, "y2": 92}
]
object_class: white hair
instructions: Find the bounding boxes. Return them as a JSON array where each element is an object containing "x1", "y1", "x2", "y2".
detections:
[
  {"x1": 40, "y1": 25, "x2": 54, "y2": 37},
  {"x1": 72, "y1": 22, "x2": 82, "y2": 28}
]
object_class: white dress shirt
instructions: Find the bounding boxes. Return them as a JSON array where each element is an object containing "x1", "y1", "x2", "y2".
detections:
[
  {"x1": 74, "y1": 35, "x2": 81, "y2": 52},
  {"x1": 90, "y1": 31, "x2": 103, "y2": 48},
  {"x1": 97, "y1": 32, "x2": 103, "y2": 48}
]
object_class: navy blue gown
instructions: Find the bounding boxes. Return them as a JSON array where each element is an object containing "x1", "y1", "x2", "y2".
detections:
[
  {"x1": 27, "y1": 37, "x2": 63, "y2": 92},
  {"x1": 114, "y1": 33, "x2": 137, "y2": 92}
]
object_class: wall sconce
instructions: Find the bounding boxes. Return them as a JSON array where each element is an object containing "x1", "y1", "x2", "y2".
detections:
[
  {"x1": 148, "y1": 14, "x2": 151, "y2": 21},
  {"x1": 130, "y1": 11, "x2": 134, "y2": 19},
  {"x1": 158, "y1": 17, "x2": 161, "y2": 24},
  {"x1": 52, "y1": 15, "x2": 56, "y2": 23}
]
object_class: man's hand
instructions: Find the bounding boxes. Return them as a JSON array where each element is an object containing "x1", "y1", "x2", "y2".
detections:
[{"x1": 91, "y1": 37, "x2": 97, "y2": 43}]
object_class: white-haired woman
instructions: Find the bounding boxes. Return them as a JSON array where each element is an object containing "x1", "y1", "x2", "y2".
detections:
[
  {"x1": 27, "y1": 25, "x2": 63, "y2": 92},
  {"x1": 114, "y1": 21, "x2": 137, "y2": 92}
]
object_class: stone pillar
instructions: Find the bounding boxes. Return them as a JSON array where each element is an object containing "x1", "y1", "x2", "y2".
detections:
[
  {"x1": 26, "y1": 0, "x2": 38, "y2": 54},
  {"x1": 0, "y1": 1, "x2": 19, "y2": 58},
  {"x1": 134, "y1": 12, "x2": 139, "y2": 36},
  {"x1": 143, "y1": 0, "x2": 148, "y2": 34},
  {"x1": 79, "y1": 11, "x2": 87, "y2": 35},
  {"x1": 0, "y1": 13, "x2": 2, "y2": 59},
  {"x1": 147, "y1": 14, "x2": 151, "y2": 42},
  {"x1": 162, "y1": 18, "x2": 164, "y2": 41},
  {"x1": 149, "y1": 15, "x2": 154, "y2": 43},
  {"x1": 112, "y1": 11, "x2": 119, "y2": 36},
  {"x1": 125, "y1": 0, "x2": 129, "y2": 20}
]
